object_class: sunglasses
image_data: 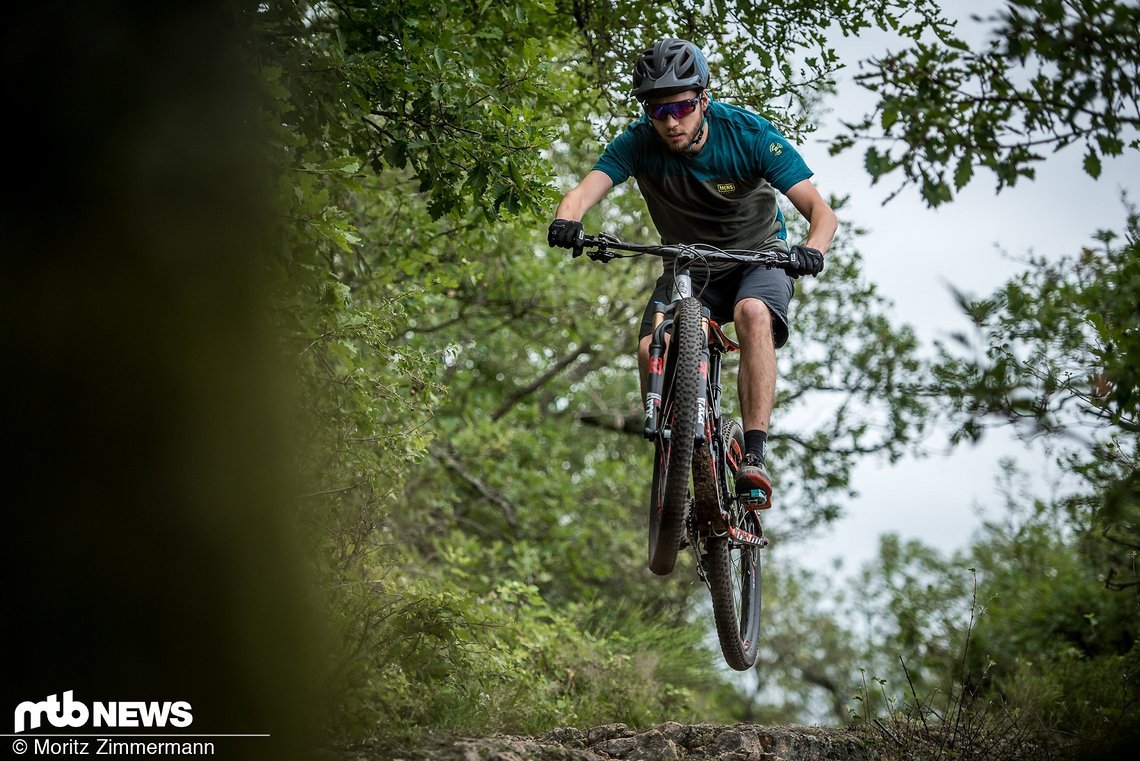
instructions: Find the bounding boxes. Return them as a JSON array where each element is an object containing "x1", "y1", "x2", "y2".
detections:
[{"x1": 644, "y1": 96, "x2": 702, "y2": 121}]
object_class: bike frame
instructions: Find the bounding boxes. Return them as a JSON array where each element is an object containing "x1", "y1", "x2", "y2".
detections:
[
  {"x1": 576, "y1": 232, "x2": 789, "y2": 670},
  {"x1": 650, "y1": 285, "x2": 767, "y2": 548},
  {"x1": 582, "y1": 235, "x2": 782, "y2": 542}
]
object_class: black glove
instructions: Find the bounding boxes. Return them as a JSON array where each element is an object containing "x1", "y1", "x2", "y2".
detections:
[
  {"x1": 547, "y1": 219, "x2": 584, "y2": 251},
  {"x1": 786, "y1": 245, "x2": 824, "y2": 278}
]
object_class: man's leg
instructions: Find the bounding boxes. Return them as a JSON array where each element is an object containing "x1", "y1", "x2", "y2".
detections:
[
  {"x1": 733, "y1": 297, "x2": 777, "y2": 435},
  {"x1": 638, "y1": 333, "x2": 653, "y2": 402},
  {"x1": 733, "y1": 296, "x2": 777, "y2": 507}
]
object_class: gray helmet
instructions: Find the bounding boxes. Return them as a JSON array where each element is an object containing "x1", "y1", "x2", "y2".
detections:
[{"x1": 630, "y1": 38, "x2": 710, "y2": 100}]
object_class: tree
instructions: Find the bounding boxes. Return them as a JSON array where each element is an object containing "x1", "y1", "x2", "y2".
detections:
[
  {"x1": 248, "y1": 0, "x2": 955, "y2": 748},
  {"x1": 835, "y1": 0, "x2": 1140, "y2": 206},
  {"x1": 933, "y1": 205, "x2": 1140, "y2": 593},
  {"x1": 833, "y1": 463, "x2": 1140, "y2": 757},
  {"x1": 828, "y1": 1, "x2": 1140, "y2": 742}
]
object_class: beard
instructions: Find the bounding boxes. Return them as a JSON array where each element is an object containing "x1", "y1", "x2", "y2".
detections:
[{"x1": 659, "y1": 118, "x2": 704, "y2": 153}]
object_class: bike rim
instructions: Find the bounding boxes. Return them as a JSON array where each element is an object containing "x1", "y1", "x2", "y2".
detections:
[
  {"x1": 732, "y1": 512, "x2": 762, "y2": 647},
  {"x1": 651, "y1": 349, "x2": 680, "y2": 525}
]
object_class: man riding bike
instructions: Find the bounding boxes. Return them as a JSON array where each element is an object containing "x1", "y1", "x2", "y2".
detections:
[{"x1": 548, "y1": 38, "x2": 837, "y2": 509}]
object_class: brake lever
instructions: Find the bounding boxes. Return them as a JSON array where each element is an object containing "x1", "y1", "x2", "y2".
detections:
[
  {"x1": 571, "y1": 228, "x2": 586, "y2": 258},
  {"x1": 585, "y1": 232, "x2": 618, "y2": 263}
]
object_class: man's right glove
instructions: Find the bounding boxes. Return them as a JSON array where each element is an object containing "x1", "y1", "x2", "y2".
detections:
[
  {"x1": 548, "y1": 219, "x2": 585, "y2": 252},
  {"x1": 786, "y1": 245, "x2": 825, "y2": 278}
]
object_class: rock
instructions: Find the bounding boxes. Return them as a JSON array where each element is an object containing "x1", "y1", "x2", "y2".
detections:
[
  {"x1": 587, "y1": 724, "x2": 636, "y2": 745},
  {"x1": 541, "y1": 728, "x2": 587, "y2": 748},
  {"x1": 624, "y1": 729, "x2": 680, "y2": 760},
  {"x1": 709, "y1": 726, "x2": 762, "y2": 758},
  {"x1": 400, "y1": 722, "x2": 885, "y2": 761}
]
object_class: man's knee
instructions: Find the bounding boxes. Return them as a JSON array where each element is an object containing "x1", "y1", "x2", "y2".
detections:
[
  {"x1": 734, "y1": 298, "x2": 773, "y2": 339},
  {"x1": 638, "y1": 333, "x2": 652, "y2": 356}
]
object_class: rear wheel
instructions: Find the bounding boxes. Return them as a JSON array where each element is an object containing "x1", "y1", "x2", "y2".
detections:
[
  {"x1": 704, "y1": 515, "x2": 762, "y2": 670},
  {"x1": 648, "y1": 297, "x2": 704, "y2": 576},
  {"x1": 705, "y1": 419, "x2": 761, "y2": 670}
]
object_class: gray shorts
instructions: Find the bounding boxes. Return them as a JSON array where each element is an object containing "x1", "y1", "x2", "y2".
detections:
[{"x1": 638, "y1": 264, "x2": 795, "y2": 348}]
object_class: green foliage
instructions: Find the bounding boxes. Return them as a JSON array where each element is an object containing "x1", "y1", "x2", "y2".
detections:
[
  {"x1": 852, "y1": 537, "x2": 974, "y2": 699},
  {"x1": 756, "y1": 458, "x2": 1138, "y2": 750},
  {"x1": 255, "y1": 0, "x2": 559, "y2": 221},
  {"x1": 835, "y1": 0, "x2": 1140, "y2": 206},
  {"x1": 332, "y1": 569, "x2": 724, "y2": 751},
  {"x1": 558, "y1": 0, "x2": 952, "y2": 140},
  {"x1": 815, "y1": 3, "x2": 1140, "y2": 755},
  {"x1": 246, "y1": 0, "x2": 949, "y2": 749},
  {"x1": 932, "y1": 203, "x2": 1140, "y2": 590},
  {"x1": 830, "y1": 205, "x2": 1140, "y2": 753},
  {"x1": 849, "y1": 625, "x2": 1040, "y2": 761},
  {"x1": 825, "y1": 462, "x2": 1140, "y2": 757},
  {"x1": 963, "y1": 490, "x2": 1140, "y2": 754}
]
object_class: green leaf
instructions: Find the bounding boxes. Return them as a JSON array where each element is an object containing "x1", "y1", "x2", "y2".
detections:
[
  {"x1": 864, "y1": 147, "x2": 883, "y2": 179},
  {"x1": 921, "y1": 178, "x2": 953, "y2": 207},
  {"x1": 881, "y1": 105, "x2": 898, "y2": 130},
  {"x1": 1083, "y1": 148, "x2": 1102, "y2": 179},
  {"x1": 953, "y1": 153, "x2": 974, "y2": 190}
]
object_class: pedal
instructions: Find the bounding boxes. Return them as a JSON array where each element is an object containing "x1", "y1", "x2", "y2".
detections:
[{"x1": 739, "y1": 488, "x2": 769, "y2": 508}]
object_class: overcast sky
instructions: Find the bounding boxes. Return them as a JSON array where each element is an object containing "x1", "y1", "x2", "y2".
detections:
[{"x1": 780, "y1": 0, "x2": 1140, "y2": 576}]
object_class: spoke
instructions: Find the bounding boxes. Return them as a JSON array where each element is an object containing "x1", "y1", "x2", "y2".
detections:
[{"x1": 731, "y1": 547, "x2": 743, "y2": 620}]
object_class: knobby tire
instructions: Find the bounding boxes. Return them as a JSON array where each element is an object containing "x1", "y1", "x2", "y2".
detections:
[
  {"x1": 704, "y1": 420, "x2": 762, "y2": 670},
  {"x1": 648, "y1": 297, "x2": 704, "y2": 576}
]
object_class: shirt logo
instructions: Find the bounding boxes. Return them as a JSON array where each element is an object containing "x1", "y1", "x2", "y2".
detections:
[
  {"x1": 769, "y1": 142, "x2": 783, "y2": 156},
  {"x1": 716, "y1": 182, "x2": 736, "y2": 194}
]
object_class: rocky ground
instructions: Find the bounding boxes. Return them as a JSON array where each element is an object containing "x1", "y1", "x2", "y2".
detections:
[{"x1": 393, "y1": 721, "x2": 888, "y2": 761}]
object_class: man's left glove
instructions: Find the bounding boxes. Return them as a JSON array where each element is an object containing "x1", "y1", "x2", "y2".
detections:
[
  {"x1": 786, "y1": 245, "x2": 825, "y2": 278},
  {"x1": 548, "y1": 219, "x2": 585, "y2": 252}
]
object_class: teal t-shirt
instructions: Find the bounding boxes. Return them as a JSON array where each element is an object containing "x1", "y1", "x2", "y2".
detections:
[{"x1": 593, "y1": 100, "x2": 812, "y2": 271}]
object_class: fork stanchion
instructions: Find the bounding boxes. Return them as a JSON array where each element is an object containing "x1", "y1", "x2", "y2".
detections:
[
  {"x1": 696, "y1": 309, "x2": 711, "y2": 439},
  {"x1": 643, "y1": 303, "x2": 668, "y2": 439}
]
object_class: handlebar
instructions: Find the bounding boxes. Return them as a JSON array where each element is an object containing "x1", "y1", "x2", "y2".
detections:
[{"x1": 574, "y1": 232, "x2": 793, "y2": 270}]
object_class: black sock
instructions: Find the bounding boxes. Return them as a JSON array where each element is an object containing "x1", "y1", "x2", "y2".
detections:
[{"x1": 744, "y1": 429, "x2": 767, "y2": 462}]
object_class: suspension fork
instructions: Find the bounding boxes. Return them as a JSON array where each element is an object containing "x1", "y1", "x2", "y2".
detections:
[
  {"x1": 705, "y1": 342, "x2": 726, "y2": 488},
  {"x1": 643, "y1": 302, "x2": 670, "y2": 439},
  {"x1": 696, "y1": 309, "x2": 711, "y2": 441},
  {"x1": 647, "y1": 267, "x2": 697, "y2": 437},
  {"x1": 706, "y1": 341, "x2": 723, "y2": 438}
]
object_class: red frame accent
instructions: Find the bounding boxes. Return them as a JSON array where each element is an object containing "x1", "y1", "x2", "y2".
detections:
[{"x1": 708, "y1": 320, "x2": 740, "y2": 352}]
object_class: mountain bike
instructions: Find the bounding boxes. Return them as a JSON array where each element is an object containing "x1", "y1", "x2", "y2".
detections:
[{"x1": 575, "y1": 232, "x2": 795, "y2": 671}]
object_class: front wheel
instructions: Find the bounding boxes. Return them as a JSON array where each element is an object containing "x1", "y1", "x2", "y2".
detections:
[{"x1": 647, "y1": 297, "x2": 704, "y2": 576}]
